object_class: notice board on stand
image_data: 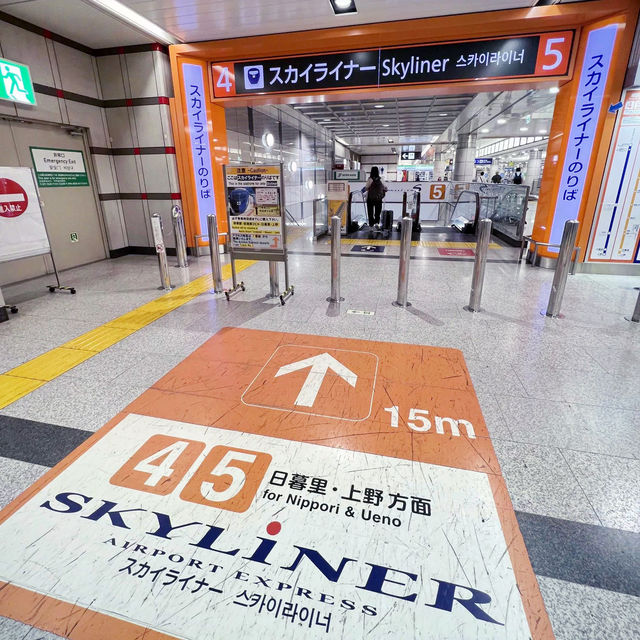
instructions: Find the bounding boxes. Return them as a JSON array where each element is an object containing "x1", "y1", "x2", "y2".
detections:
[
  {"x1": 0, "y1": 166, "x2": 50, "y2": 263},
  {"x1": 224, "y1": 164, "x2": 287, "y2": 262}
]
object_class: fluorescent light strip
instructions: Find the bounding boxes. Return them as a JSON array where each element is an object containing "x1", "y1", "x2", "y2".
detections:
[{"x1": 80, "y1": 0, "x2": 182, "y2": 45}]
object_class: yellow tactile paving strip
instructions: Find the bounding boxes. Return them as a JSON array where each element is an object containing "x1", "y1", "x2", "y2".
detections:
[
  {"x1": 340, "y1": 239, "x2": 502, "y2": 248},
  {"x1": 0, "y1": 260, "x2": 255, "y2": 410}
]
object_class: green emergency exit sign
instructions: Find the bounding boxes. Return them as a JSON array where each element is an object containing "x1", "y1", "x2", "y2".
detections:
[{"x1": 0, "y1": 57, "x2": 36, "y2": 105}]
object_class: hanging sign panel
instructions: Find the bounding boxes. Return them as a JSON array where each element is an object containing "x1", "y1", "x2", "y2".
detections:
[
  {"x1": 548, "y1": 24, "x2": 617, "y2": 249},
  {"x1": 212, "y1": 31, "x2": 574, "y2": 98},
  {"x1": 182, "y1": 62, "x2": 216, "y2": 236},
  {"x1": 0, "y1": 166, "x2": 50, "y2": 262},
  {"x1": 226, "y1": 165, "x2": 285, "y2": 252},
  {"x1": 589, "y1": 89, "x2": 640, "y2": 263},
  {"x1": 0, "y1": 328, "x2": 553, "y2": 639},
  {"x1": 30, "y1": 147, "x2": 90, "y2": 187}
]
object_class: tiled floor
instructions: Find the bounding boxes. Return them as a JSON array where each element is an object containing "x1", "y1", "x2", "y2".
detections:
[{"x1": 0, "y1": 223, "x2": 638, "y2": 639}]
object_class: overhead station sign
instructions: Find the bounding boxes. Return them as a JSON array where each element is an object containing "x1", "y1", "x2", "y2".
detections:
[{"x1": 212, "y1": 31, "x2": 574, "y2": 98}]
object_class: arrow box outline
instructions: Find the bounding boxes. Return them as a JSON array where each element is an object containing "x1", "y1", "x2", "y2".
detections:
[{"x1": 241, "y1": 344, "x2": 379, "y2": 421}]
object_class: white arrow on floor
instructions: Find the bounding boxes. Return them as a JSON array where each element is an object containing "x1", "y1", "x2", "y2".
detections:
[{"x1": 275, "y1": 353, "x2": 357, "y2": 407}]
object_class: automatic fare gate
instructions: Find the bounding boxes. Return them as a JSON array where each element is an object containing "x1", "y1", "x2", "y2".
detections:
[{"x1": 0, "y1": 328, "x2": 552, "y2": 640}]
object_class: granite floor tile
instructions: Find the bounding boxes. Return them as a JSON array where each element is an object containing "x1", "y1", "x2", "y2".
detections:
[
  {"x1": 0, "y1": 457, "x2": 49, "y2": 509},
  {"x1": 537, "y1": 577, "x2": 640, "y2": 640},
  {"x1": 493, "y1": 441, "x2": 601, "y2": 525},
  {"x1": 563, "y1": 450, "x2": 640, "y2": 533}
]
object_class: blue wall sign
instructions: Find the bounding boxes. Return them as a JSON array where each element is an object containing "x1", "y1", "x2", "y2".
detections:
[
  {"x1": 474, "y1": 158, "x2": 493, "y2": 165},
  {"x1": 183, "y1": 63, "x2": 216, "y2": 235},
  {"x1": 549, "y1": 24, "x2": 617, "y2": 249}
]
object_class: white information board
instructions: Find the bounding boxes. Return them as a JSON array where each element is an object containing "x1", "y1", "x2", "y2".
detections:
[
  {"x1": 589, "y1": 89, "x2": 640, "y2": 263},
  {"x1": 0, "y1": 166, "x2": 50, "y2": 263}
]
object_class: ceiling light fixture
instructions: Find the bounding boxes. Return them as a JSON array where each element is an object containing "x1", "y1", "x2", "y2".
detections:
[
  {"x1": 520, "y1": 127, "x2": 528, "y2": 131},
  {"x1": 439, "y1": 113, "x2": 448, "y2": 116},
  {"x1": 539, "y1": 129, "x2": 548, "y2": 134},
  {"x1": 374, "y1": 104, "x2": 385, "y2": 109},
  {"x1": 382, "y1": 124, "x2": 390, "y2": 127},
  {"x1": 481, "y1": 128, "x2": 490, "y2": 133},
  {"x1": 549, "y1": 86, "x2": 560, "y2": 94},
  {"x1": 329, "y1": 0, "x2": 357, "y2": 15},
  {"x1": 497, "y1": 118, "x2": 507, "y2": 125},
  {"x1": 81, "y1": 0, "x2": 181, "y2": 44}
]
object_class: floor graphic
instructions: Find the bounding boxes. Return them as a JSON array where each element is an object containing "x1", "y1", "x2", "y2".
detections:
[{"x1": 0, "y1": 328, "x2": 553, "y2": 639}]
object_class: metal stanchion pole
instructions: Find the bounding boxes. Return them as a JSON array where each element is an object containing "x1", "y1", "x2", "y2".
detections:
[
  {"x1": 393, "y1": 216, "x2": 413, "y2": 307},
  {"x1": 171, "y1": 205, "x2": 188, "y2": 268},
  {"x1": 150, "y1": 213, "x2": 172, "y2": 291},
  {"x1": 268, "y1": 261, "x2": 280, "y2": 298},
  {"x1": 624, "y1": 288, "x2": 640, "y2": 323},
  {"x1": 327, "y1": 215, "x2": 344, "y2": 302},
  {"x1": 207, "y1": 214, "x2": 224, "y2": 293},
  {"x1": 464, "y1": 218, "x2": 492, "y2": 313},
  {"x1": 544, "y1": 219, "x2": 579, "y2": 318}
]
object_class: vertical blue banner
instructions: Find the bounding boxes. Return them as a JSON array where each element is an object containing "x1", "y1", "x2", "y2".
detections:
[
  {"x1": 549, "y1": 24, "x2": 617, "y2": 248},
  {"x1": 182, "y1": 63, "x2": 216, "y2": 236}
]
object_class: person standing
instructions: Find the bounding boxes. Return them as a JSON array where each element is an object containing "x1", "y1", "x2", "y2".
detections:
[
  {"x1": 491, "y1": 171, "x2": 502, "y2": 184},
  {"x1": 513, "y1": 167, "x2": 523, "y2": 184},
  {"x1": 362, "y1": 166, "x2": 387, "y2": 228}
]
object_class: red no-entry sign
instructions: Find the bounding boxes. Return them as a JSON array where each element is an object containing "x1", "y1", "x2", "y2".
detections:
[{"x1": 0, "y1": 178, "x2": 28, "y2": 218}]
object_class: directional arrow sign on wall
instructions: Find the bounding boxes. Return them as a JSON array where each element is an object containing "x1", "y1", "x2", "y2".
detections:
[{"x1": 275, "y1": 352, "x2": 357, "y2": 407}]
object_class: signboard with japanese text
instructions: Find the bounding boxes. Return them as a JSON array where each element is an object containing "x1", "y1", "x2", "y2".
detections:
[
  {"x1": 0, "y1": 166, "x2": 50, "y2": 262},
  {"x1": 211, "y1": 31, "x2": 574, "y2": 98},
  {"x1": 0, "y1": 57, "x2": 36, "y2": 105},
  {"x1": 0, "y1": 328, "x2": 554, "y2": 640},
  {"x1": 225, "y1": 165, "x2": 285, "y2": 253},
  {"x1": 474, "y1": 158, "x2": 493, "y2": 166},
  {"x1": 589, "y1": 89, "x2": 640, "y2": 263},
  {"x1": 548, "y1": 24, "x2": 617, "y2": 249},
  {"x1": 182, "y1": 63, "x2": 216, "y2": 236},
  {"x1": 30, "y1": 147, "x2": 89, "y2": 187}
]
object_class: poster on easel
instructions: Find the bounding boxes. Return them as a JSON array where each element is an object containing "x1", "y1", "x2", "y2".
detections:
[
  {"x1": 225, "y1": 165, "x2": 285, "y2": 253},
  {"x1": 0, "y1": 166, "x2": 49, "y2": 262}
]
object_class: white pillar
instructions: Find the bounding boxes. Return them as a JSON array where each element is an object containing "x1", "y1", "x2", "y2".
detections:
[
  {"x1": 433, "y1": 151, "x2": 447, "y2": 181},
  {"x1": 453, "y1": 133, "x2": 477, "y2": 182},
  {"x1": 526, "y1": 148, "x2": 544, "y2": 186}
]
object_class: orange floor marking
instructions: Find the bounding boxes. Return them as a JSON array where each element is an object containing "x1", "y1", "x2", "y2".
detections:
[{"x1": 0, "y1": 328, "x2": 553, "y2": 640}]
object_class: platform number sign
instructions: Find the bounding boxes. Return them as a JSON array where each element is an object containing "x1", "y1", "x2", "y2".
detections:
[
  {"x1": 429, "y1": 184, "x2": 446, "y2": 200},
  {"x1": 534, "y1": 32, "x2": 573, "y2": 75},
  {"x1": 213, "y1": 63, "x2": 237, "y2": 97},
  {"x1": 110, "y1": 435, "x2": 272, "y2": 513}
]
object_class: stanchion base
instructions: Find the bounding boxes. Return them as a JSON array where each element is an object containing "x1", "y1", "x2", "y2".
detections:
[
  {"x1": 624, "y1": 316, "x2": 639, "y2": 323},
  {"x1": 326, "y1": 297, "x2": 345, "y2": 303},
  {"x1": 158, "y1": 286, "x2": 175, "y2": 291},
  {"x1": 279, "y1": 286, "x2": 295, "y2": 306},
  {"x1": 47, "y1": 285, "x2": 76, "y2": 295},
  {"x1": 174, "y1": 264, "x2": 189, "y2": 269},
  {"x1": 224, "y1": 282, "x2": 245, "y2": 301},
  {"x1": 210, "y1": 289, "x2": 224, "y2": 295},
  {"x1": 463, "y1": 305, "x2": 482, "y2": 313},
  {"x1": 392, "y1": 301, "x2": 412, "y2": 308},
  {"x1": 0, "y1": 307, "x2": 8, "y2": 323},
  {"x1": 540, "y1": 310, "x2": 564, "y2": 319}
]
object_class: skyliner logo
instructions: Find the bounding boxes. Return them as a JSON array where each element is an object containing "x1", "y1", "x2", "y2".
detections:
[{"x1": 41, "y1": 490, "x2": 504, "y2": 626}]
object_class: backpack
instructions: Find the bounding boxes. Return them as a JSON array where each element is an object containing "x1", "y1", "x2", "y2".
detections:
[
  {"x1": 368, "y1": 177, "x2": 385, "y2": 202},
  {"x1": 513, "y1": 173, "x2": 522, "y2": 184}
]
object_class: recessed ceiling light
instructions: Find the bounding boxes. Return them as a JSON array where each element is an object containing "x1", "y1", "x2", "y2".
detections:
[
  {"x1": 549, "y1": 86, "x2": 560, "y2": 94},
  {"x1": 497, "y1": 118, "x2": 507, "y2": 125},
  {"x1": 329, "y1": 0, "x2": 357, "y2": 14},
  {"x1": 481, "y1": 128, "x2": 490, "y2": 133},
  {"x1": 374, "y1": 104, "x2": 384, "y2": 108},
  {"x1": 539, "y1": 129, "x2": 548, "y2": 134},
  {"x1": 439, "y1": 113, "x2": 448, "y2": 116},
  {"x1": 520, "y1": 127, "x2": 529, "y2": 131},
  {"x1": 382, "y1": 124, "x2": 390, "y2": 127}
]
